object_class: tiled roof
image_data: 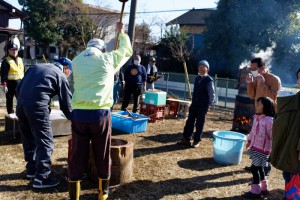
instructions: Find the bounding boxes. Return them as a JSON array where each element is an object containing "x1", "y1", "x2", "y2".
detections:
[
  {"x1": 166, "y1": 8, "x2": 215, "y2": 26},
  {"x1": 0, "y1": 0, "x2": 28, "y2": 19}
]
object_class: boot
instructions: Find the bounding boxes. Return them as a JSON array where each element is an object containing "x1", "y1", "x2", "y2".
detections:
[
  {"x1": 243, "y1": 184, "x2": 262, "y2": 199},
  {"x1": 98, "y1": 178, "x2": 109, "y2": 200},
  {"x1": 68, "y1": 180, "x2": 81, "y2": 200},
  {"x1": 260, "y1": 180, "x2": 269, "y2": 195}
]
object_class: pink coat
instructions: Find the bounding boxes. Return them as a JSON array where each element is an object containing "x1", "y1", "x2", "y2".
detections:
[{"x1": 247, "y1": 114, "x2": 273, "y2": 154}]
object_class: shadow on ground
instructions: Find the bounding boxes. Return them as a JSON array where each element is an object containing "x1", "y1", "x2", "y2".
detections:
[
  {"x1": 110, "y1": 169, "x2": 249, "y2": 200},
  {"x1": 178, "y1": 157, "x2": 228, "y2": 171},
  {"x1": 141, "y1": 131, "x2": 215, "y2": 144},
  {"x1": 134, "y1": 142, "x2": 188, "y2": 158}
]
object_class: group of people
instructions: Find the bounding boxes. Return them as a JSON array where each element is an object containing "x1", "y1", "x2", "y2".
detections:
[
  {"x1": 1, "y1": 22, "x2": 132, "y2": 200},
  {"x1": 1, "y1": 21, "x2": 300, "y2": 200},
  {"x1": 245, "y1": 58, "x2": 300, "y2": 200},
  {"x1": 176, "y1": 57, "x2": 300, "y2": 199}
]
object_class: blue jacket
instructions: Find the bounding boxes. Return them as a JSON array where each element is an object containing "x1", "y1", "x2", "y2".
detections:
[
  {"x1": 16, "y1": 63, "x2": 72, "y2": 119},
  {"x1": 124, "y1": 64, "x2": 147, "y2": 86}
]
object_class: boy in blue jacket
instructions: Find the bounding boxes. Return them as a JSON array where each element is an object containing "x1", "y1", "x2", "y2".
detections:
[{"x1": 177, "y1": 60, "x2": 215, "y2": 148}]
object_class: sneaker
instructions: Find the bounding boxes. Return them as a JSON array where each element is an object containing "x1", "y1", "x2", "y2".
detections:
[
  {"x1": 192, "y1": 141, "x2": 200, "y2": 148},
  {"x1": 32, "y1": 177, "x2": 60, "y2": 189},
  {"x1": 26, "y1": 174, "x2": 35, "y2": 180},
  {"x1": 177, "y1": 139, "x2": 192, "y2": 147}
]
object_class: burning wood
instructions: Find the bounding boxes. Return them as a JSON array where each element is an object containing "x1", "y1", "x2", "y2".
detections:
[{"x1": 234, "y1": 116, "x2": 252, "y2": 125}]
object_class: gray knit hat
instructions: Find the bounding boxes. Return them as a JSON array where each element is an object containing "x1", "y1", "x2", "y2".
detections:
[{"x1": 198, "y1": 60, "x2": 210, "y2": 69}]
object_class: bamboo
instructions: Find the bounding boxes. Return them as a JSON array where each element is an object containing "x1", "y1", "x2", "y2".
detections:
[
  {"x1": 183, "y1": 61, "x2": 192, "y2": 100},
  {"x1": 114, "y1": 1, "x2": 127, "y2": 50}
]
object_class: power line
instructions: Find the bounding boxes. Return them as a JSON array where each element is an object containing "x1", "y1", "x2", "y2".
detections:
[
  {"x1": 71, "y1": 8, "x2": 193, "y2": 15},
  {"x1": 137, "y1": 8, "x2": 191, "y2": 14}
]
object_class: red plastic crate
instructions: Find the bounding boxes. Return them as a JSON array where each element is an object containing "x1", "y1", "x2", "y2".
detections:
[
  {"x1": 148, "y1": 105, "x2": 166, "y2": 123},
  {"x1": 139, "y1": 102, "x2": 148, "y2": 116},
  {"x1": 168, "y1": 101, "x2": 179, "y2": 117}
]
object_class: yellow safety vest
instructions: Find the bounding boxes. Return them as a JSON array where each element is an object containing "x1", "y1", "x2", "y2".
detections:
[{"x1": 6, "y1": 56, "x2": 24, "y2": 80}]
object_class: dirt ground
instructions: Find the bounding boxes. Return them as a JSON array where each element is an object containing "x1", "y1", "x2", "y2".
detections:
[{"x1": 0, "y1": 105, "x2": 285, "y2": 200}]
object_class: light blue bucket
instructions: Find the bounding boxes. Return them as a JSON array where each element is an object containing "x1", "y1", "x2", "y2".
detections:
[{"x1": 213, "y1": 131, "x2": 247, "y2": 165}]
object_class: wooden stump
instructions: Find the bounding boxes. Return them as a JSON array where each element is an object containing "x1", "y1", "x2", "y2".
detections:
[{"x1": 87, "y1": 137, "x2": 133, "y2": 186}]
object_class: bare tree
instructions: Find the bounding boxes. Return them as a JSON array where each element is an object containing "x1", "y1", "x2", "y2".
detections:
[
  {"x1": 57, "y1": 0, "x2": 119, "y2": 55},
  {"x1": 163, "y1": 26, "x2": 194, "y2": 99}
]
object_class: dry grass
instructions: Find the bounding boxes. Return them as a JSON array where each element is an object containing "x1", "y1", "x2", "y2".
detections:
[{"x1": 0, "y1": 106, "x2": 285, "y2": 200}]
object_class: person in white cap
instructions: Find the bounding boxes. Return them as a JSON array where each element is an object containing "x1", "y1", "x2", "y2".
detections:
[
  {"x1": 146, "y1": 57, "x2": 158, "y2": 90},
  {"x1": 1, "y1": 43, "x2": 24, "y2": 114},
  {"x1": 177, "y1": 60, "x2": 215, "y2": 148},
  {"x1": 68, "y1": 22, "x2": 133, "y2": 200}
]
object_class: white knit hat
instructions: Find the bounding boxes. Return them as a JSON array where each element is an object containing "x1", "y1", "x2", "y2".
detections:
[{"x1": 87, "y1": 38, "x2": 107, "y2": 51}]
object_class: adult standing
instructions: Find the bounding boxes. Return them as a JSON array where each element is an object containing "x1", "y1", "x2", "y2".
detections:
[
  {"x1": 177, "y1": 60, "x2": 215, "y2": 148},
  {"x1": 246, "y1": 57, "x2": 281, "y2": 174},
  {"x1": 146, "y1": 57, "x2": 158, "y2": 90},
  {"x1": 246, "y1": 57, "x2": 281, "y2": 103},
  {"x1": 16, "y1": 58, "x2": 73, "y2": 188},
  {"x1": 121, "y1": 55, "x2": 147, "y2": 113},
  {"x1": 68, "y1": 22, "x2": 132, "y2": 200},
  {"x1": 271, "y1": 68, "x2": 300, "y2": 200},
  {"x1": 1, "y1": 43, "x2": 24, "y2": 114}
]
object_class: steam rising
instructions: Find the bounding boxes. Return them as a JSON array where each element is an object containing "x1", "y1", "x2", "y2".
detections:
[{"x1": 239, "y1": 42, "x2": 276, "y2": 70}]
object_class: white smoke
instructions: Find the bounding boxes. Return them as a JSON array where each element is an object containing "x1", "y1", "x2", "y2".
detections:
[
  {"x1": 239, "y1": 42, "x2": 276, "y2": 69},
  {"x1": 239, "y1": 59, "x2": 250, "y2": 69},
  {"x1": 252, "y1": 42, "x2": 276, "y2": 69}
]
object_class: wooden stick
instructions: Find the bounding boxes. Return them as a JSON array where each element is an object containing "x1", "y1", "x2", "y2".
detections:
[{"x1": 114, "y1": 2, "x2": 126, "y2": 50}]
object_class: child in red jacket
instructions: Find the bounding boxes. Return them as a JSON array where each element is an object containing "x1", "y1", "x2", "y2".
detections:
[{"x1": 244, "y1": 97, "x2": 275, "y2": 199}]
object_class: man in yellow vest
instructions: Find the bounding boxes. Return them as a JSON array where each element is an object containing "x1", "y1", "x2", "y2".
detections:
[{"x1": 1, "y1": 43, "x2": 24, "y2": 114}]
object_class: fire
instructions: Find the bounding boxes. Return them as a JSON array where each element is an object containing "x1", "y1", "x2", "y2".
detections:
[{"x1": 235, "y1": 116, "x2": 252, "y2": 125}]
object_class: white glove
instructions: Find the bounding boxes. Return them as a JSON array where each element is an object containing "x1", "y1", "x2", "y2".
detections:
[
  {"x1": 257, "y1": 75, "x2": 265, "y2": 85},
  {"x1": 2, "y1": 86, "x2": 8, "y2": 93}
]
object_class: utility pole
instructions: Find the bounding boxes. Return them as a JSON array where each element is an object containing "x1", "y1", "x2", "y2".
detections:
[{"x1": 127, "y1": 0, "x2": 137, "y2": 48}]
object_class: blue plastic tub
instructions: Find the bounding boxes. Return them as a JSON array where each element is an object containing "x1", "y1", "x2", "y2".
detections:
[
  {"x1": 213, "y1": 131, "x2": 247, "y2": 165},
  {"x1": 112, "y1": 111, "x2": 149, "y2": 134}
]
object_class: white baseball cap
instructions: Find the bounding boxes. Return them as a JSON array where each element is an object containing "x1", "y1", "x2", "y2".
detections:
[{"x1": 87, "y1": 38, "x2": 107, "y2": 51}]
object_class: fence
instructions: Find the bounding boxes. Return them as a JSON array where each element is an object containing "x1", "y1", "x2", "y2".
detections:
[
  {"x1": 0, "y1": 61, "x2": 299, "y2": 110},
  {"x1": 155, "y1": 72, "x2": 238, "y2": 109}
]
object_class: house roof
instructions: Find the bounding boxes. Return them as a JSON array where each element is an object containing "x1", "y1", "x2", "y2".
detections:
[
  {"x1": 166, "y1": 8, "x2": 215, "y2": 26},
  {"x1": 0, "y1": 27, "x2": 23, "y2": 34},
  {"x1": 85, "y1": 4, "x2": 120, "y2": 15},
  {"x1": 0, "y1": 0, "x2": 28, "y2": 19}
]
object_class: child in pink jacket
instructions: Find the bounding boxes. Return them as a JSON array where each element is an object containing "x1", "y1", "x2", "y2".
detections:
[{"x1": 244, "y1": 97, "x2": 275, "y2": 199}]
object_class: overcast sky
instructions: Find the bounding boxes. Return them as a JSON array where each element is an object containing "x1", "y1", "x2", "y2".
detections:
[{"x1": 9, "y1": 0, "x2": 218, "y2": 38}]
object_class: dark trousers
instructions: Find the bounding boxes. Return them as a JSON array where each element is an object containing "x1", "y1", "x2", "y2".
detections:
[
  {"x1": 16, "y1": 105, "x2": 53, "y2": 180},
  {"x1": 121, "y1": 84, "x2": 142, "y2": 113},
  {"x1": 183, "y1": 104, "x2": 208, "y2": 142},
  {"x1": 283, "y1": 171, "x2": 294, "y2": 185},
  {"x1": 251, "y1": 165, "x2": 265, "y2": 184},
  {"x1": 6, "y1": 80, "x2": 20, "y2": 114},
  {"x1": 68, "y1": 113, "x2": 112, "y2": 181}
]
